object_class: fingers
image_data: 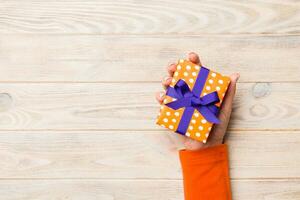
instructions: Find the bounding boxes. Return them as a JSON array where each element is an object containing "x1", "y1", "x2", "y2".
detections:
[
  {"x1": 158, "y1": 63, "x2": 176, "y2": 104},
  {"x1": 167, "y1": 63, "x2": 177, "y2": 76},
  {"x1": 155, "y1": 91, "x2": 165, "y2": 104},
  {"x1": 168, "y1": 52, "x2": 201, "y2": 76},
  {"x1": 162, "y1": 76, "x2": 173, "y2": 89},
  {"x1": 188, "y1": 52, "x2": 202, "y2": 65},
  {"x1": 158, "y1": 52, "x2": 202, "y2": 105},
  {"x1": 208, "y1": 73, "x2": 239, "y2": 144},
  {"x1": 221, "y1": 73, "x2": 240, "y2": 114}
]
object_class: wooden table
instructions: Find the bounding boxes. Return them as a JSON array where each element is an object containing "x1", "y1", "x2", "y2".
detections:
[{"x1": 0, "y1": 0, "x2": 299, "y2": 199}]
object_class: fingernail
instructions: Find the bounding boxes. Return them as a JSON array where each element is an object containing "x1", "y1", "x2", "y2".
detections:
[
  {"x1": 167, "y1": 63, "x2": 176, "y2": 71},
  {"x1": 164, "y1": 76, "x2": 172, "y2": 82},
  {"x1": 188, "y1": 52, "x2": 200, "y2": 63}
]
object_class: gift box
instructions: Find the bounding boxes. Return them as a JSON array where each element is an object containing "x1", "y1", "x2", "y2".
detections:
[{"x1": 156, "y1": 59, "x2": 230, "y2": 143}]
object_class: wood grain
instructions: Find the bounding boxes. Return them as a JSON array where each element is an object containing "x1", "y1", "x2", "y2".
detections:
[
  {"x1": 0, "y1": 82, "x2": 299, "y2": 130},
  {"x1": 0, "y1": 0, "x2": 299, "y2": 34},
  {"x1": 0, "y1": 0, "x2": 299, "y2": 197},
  {"x1": 0, "y1": 35, "x2": 299, "y2": 82},
  {"x1": 0, "y1": 179, "x2": 299, "y2": 200},
  {"x1": 0, "y1": 130, "x2": 299, "y2": 179}
]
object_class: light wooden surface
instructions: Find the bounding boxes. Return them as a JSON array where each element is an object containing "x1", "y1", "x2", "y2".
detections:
[
  {"x1": 0, "y1": 82, "x2": 299, "y2": 130},
  {"x1": 0, "y1": 0, "x2": 299, "y2": 34},
  {"x1": 0, "y1": 180, "x2": 299, "y2": 200},
  {"x1": 0, "y1": 0, "x2": 299, "y2": 199},
  {"x1": 0, "y1": 35, "x2": 299, "y2": 82},
  {"x1": 0, "y1": 131, "x2": 299, "y2": 179}
]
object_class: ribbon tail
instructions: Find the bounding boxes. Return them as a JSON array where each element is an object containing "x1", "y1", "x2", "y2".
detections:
[
  {"x1": 196, "y1": 106, "x2": 220, "y2": 124},
  {"x1": 166, "y1": 97, "x2": 192, "y2": 110},
  {"x1": 176, "y1": 107, "x2": 195, "y2": 135},
  {"x1": 207, "y1": 104, "x2": 219, "y2": 115}
]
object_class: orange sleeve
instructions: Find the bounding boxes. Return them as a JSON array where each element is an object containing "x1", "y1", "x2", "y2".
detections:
[{"x1": 179, "y1": 144, "x2": 232, "y2": 200}]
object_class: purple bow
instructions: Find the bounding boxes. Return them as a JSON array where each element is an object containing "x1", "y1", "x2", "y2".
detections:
[
  {"x1": 166, "y1": 79, "x2": 220, "y2": 124},
  {"x1": 165, "y1": 66, "x2": 221, "y2": 135}
]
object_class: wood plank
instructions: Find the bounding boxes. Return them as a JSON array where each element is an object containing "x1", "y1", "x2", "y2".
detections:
[
  {"x1": 0, "y1": 35, "x2": 299, "y2": 82},
  {"x1": 0, "y1": 82, "x2": 299, "y2": 130},
  {"x1": 0, "y1": 179, "x2": 299, "y2": 200},
  {"x1": 0, "y1": 131, "x2": 299, "y2": 179},
  {"x1": 0, "y1": 180, "x2": 182, "y2": 200},
  {"x1": 0, "y1": 0, "x2": 299, "y2": 34},
  {"x1": 233, "y1": 180, "x2": 300, "y2": 200}
]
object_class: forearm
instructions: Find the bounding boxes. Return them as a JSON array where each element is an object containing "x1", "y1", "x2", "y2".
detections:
[{"x1": 179, "y1": 144, "x2": 232, "y2": 200}]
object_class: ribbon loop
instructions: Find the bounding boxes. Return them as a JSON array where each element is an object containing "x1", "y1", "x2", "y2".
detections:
[{"x1": 174, "y1": 79, "x2": 194, "y2": 98}]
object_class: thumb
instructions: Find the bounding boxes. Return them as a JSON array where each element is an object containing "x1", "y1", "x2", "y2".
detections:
[
  {"x1": 207, "y1": 73, "x2": 240, "y2": 145},
  {"x1": 221, "y1": 73, "x2": 240, "y2": 114}
]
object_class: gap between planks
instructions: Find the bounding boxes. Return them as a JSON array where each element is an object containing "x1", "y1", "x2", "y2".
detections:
[
  {"x1": 0, "y1": 34, "x2": 299, "y2": 82},
  {"x1": 0, "y1": 178, "x2": 298, "y2": 181},
  {"x1": 0, "y1": 33, "x2": 299, "y2": 36},
  {"x1": 0, "y1": 129, "x2": 299, "y2": 132}
]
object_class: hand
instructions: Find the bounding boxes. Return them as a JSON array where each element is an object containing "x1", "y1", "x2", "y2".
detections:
[{"x1": 156, "y1": 52, "x2": 240, "y2": 151}]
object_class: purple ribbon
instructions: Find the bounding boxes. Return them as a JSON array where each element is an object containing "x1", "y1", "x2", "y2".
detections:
[{"x1": 165, "y1": 67, "x2": 220, "y2": 135}]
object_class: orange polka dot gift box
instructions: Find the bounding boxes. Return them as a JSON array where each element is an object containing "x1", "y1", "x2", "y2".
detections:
[{"x1": 156, "y1": 59, "x2": 230, "y2": 143}]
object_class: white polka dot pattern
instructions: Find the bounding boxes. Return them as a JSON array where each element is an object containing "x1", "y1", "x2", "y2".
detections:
[{"x1": 156, "y1": 59, "x2": 230, "y2": 143}]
